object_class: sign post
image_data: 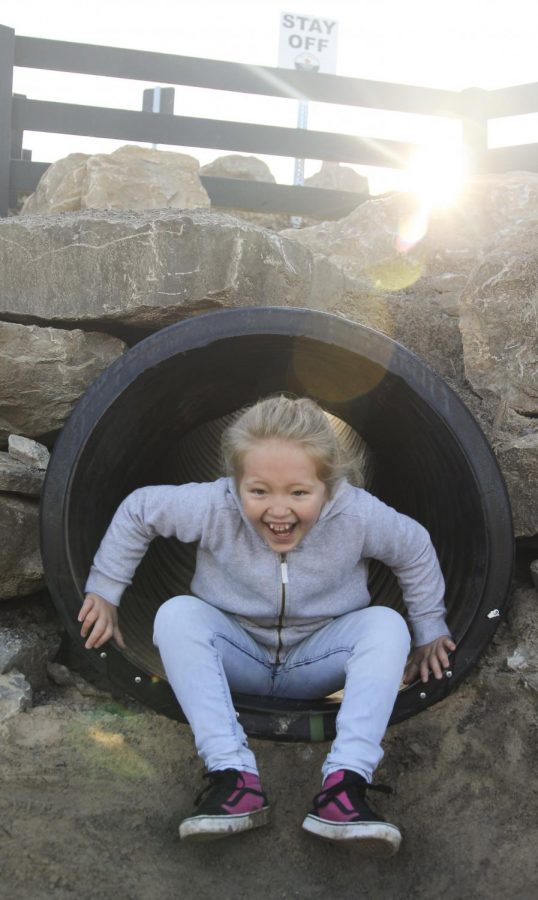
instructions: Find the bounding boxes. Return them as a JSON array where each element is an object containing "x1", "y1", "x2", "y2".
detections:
[
  {"x1": 278, "y1": 12, "x2": 338, "y2": 226},
  {"x1": 142, "y1": 87, "x2": 175, "y2": 150}
]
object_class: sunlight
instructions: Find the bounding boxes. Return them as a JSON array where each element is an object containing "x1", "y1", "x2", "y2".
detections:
[
  {"x1": 393, "y1": 138, "x2": 466, "y2": 253},
  {"x1": 77, "y1": 723, "x2": 157, "y2": 779},
  {"x1": 402, "y1": 140, "x2": 466, "y2": 209},
  {"x1": 89, "y1": 727, "x2": 125, "y2": 748}
]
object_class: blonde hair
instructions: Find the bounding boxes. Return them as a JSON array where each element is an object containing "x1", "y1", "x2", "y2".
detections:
[{"x1": 221, "y1": 395, "x2": 356, "y2": 496}]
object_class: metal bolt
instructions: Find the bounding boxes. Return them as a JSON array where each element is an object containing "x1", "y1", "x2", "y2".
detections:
[
  {"x1": 419, "y1": 692, "x2": 427, "y2": 700},
  {"x1": 100, "y1": 651, "x2": 107, "y2": 659},
  {"x1": 134, "y1": 676, "x2": 142, "y2": 684},
  {"x1": 445, "y1": 669, "x2": 453, "y2": 679}
]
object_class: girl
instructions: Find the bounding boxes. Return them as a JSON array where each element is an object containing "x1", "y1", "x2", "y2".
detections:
[{"x1": 79, "y1": 395, "x2": 455, "y2": 855}]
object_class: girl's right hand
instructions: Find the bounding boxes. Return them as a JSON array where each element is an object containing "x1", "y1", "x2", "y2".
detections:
[{"x1": 78, "y1": 592, "x2": 126, "y2": 651}]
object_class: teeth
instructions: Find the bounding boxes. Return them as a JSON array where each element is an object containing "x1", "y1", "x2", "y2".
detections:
[{"x1": 268, "y1": 523, "x2": 293, "y2": 534}]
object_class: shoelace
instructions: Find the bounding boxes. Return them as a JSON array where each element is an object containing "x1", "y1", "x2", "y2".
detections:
[
  {"x1": 194, "y1": 768, "x2": 243, "y2": 807},
  {"x1": 314, "y1": 773, "x2": 392, "y2": 810}
]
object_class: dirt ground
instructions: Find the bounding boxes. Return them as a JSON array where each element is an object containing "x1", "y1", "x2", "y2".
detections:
[{"x1": 1, "y1": 578, "x2": 538, "y2": 900}]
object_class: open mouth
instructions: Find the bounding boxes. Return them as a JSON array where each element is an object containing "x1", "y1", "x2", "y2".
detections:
[{"x1": 265, "y1": 522, "x2": 297, "y2": 537}]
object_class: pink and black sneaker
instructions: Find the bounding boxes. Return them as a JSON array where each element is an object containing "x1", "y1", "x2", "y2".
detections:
[
  {"x1": 302, "y1": 769, "x2": 401, "y2": 856},
  {"x1": 179, "y1": 768, "x2": 270, "y2": 841}
]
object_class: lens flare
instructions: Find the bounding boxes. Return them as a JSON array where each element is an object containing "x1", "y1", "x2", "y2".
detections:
[{"x1": 394, "y1": 141, "x2": 465, "y2": 255}]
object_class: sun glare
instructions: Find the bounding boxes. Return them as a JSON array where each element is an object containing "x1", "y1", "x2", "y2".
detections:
[
  {"x1": 403, "y1": 141, "x2": 466, "y2": 209},
  {"x1": 392, "y1": 139, "x2": 466, "y2": 254}
]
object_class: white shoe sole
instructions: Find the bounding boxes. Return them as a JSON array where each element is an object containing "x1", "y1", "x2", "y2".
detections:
[
  {"x1": 179, "y1": 806, "x2": 270, "y2": 842},
  {"x1": 302, "y1": 814, "x2": 402, "y2": 856}
]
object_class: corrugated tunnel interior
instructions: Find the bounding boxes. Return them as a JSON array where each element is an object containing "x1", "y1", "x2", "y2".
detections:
[{"x1": 41, "y1": 308, "x2": 514, "y2": 741}]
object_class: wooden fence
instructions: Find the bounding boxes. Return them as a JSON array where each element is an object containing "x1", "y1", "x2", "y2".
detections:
[{"x1": 1, "y1": 24, "x2": 537, "y2": 218}]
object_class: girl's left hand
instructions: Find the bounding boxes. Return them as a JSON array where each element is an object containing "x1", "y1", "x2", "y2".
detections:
[{"x1": 403, "y1": 635, "x2": 456, "y2": 684}]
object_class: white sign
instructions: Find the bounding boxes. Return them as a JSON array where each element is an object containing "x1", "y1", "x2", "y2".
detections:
[{"x1": 278, "y1": 11, "x2": 338, "y2": 74}]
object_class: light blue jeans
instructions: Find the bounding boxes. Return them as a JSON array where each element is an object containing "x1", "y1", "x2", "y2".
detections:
[{"x1": 153, "y1": 596, "x2": 410, "y2": 783}]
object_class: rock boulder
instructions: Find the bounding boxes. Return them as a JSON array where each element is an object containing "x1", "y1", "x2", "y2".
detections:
[
  {"x1": 0, "y1": 452, "x2": 45, "y2": 497},
  {"x1": 0, "y1": 671, "x2": 32, "y2": 722},
  {"x1": 459, "y1": 234, "x2": 538, "y2": 416},
  {"x1": 21, "y1": 144, "x2": 210, "y2": 214},
  {"x1": 200, "y1": 154, "x2": 290, "y2": 230},
  {"x1": 494, "y1": 430, "x2": 538, "y2": 536},
  {"x1": 0, "y1": 624, "x2": 61, "y2": 690},
  {"x1": 200, "y1": 154, "x2": 275, "y2": 182},
  {"x1": 305, "y1": 161, "x2": 368, "y2": 194},
  {"x1": 0, "y1": 321, "x2": 126, "y2": 445},
  {"x1": 0, "y1": 209, "x2": 371, "y2": 331},
  {"x1": 0, "y1": 494, "x2": 44, "y2": 599},
  {"x1": 20, "y1": 153, "x2": 90, "y2": 215}
]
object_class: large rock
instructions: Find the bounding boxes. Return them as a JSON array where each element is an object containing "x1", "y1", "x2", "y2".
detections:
[
  {"x1": 281, "y1": 190, "x2": 425, "y2": 280},
  {"x1": 0, "y1": 209, "x2": 371, "y2": 330},
  {"x1": 200, "y1": 154, "x2": 275, "y2": 182},
  {"x1": 19, "y1": 153, "x2": 90, "y2": 214},
  {"x1": 459, "y1": 233, "x2": 538, "y2": 415},
  {"x1": 456, "y1": 217, "x2": 538, "y2": 537},
  {"x1": 455, "y1": 170, "x2": 538, "y2": 238},
  {"x1": 0, "y1": 494, "x2": 44, "y2": 599},
  {"x1": 21, "y1": 145, "x2": 210, "y2": 214},
  {"x1": 0, "y1": 624, "x2": 61, "y2": 690},
  {"x1": 8, "y1": 435, "x2": 50, "y2": 470},
  {"x1": 444, "y1": 390, "x2": 538, "y2": 540},
  {"x1": 494, "y1": 430, "x2": 538, "y2": 537},
  {"x1": 305, "y1": 161, "x2": 368, "y2": 194},
  {"x1": 200, "y1": 154, "x2": 291, "y2": 231},
  {"x1": 0, "y1": 321, "x2": 126, "y2": 444},
  {"x1": 0, "y1": 452, "x2": 44, "y2": 497},
  {"x1": 282, "y1": 171, "x2": 538, "y2": 290}
]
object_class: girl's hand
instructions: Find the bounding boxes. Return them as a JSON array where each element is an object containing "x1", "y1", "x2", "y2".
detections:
[
  {"x1": 403, "y1": 635, "x2": 456, "y2": 685},
  {"x1": 78, "y1": 592, "x2": 126, "y2": 651}
]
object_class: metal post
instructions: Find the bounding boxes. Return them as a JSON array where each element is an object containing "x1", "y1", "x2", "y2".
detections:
[
  {"x1": 460, "y1": 87, "x2": 488, "y2": 178},
  {"x1": 11, "y1": 94, "x2": 27, "y2": 160},
  {"x1": 0, "y1": 25, "x2": 15, "y2": 217},
  {"x1": 142, "y1": 86, "x2": 175, "y2": 151},
  {"x1": 290, "y1": 100, "x2": 309, "y2": 229},
  {"x1": 151, "y1": 87, "x2": 161, "y2": 149}
]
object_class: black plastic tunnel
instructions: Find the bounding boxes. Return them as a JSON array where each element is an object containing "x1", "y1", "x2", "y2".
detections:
[{"x1": 41, "y1": 307, "x2": 514, "y2": 742}]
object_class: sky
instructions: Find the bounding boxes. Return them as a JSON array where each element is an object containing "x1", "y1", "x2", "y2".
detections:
[{"x1": 2, "y1": 0, "x2": 538, "y2": 193}]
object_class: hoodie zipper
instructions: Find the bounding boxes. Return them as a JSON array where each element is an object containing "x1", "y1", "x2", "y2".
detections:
[{"x1": 275, "y1": 553, "x2": 288, "y2": 665}]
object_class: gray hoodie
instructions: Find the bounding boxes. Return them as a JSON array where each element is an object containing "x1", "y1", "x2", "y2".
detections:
[{"x1": 85, "y1": 476, "x2": 448, "y2": 653}]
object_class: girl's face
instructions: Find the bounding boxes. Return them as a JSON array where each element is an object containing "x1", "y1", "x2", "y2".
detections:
[{"x1": 238, "y1": 439, "x2": 328, "y2": 553}]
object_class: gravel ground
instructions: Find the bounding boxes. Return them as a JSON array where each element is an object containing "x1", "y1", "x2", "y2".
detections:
[{"x1": 1, "y1": 582, "x2": 537, "y2": 900}]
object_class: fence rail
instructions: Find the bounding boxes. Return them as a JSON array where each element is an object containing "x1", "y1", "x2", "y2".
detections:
[{"x1": 1, "y1": 24, "x2": 537, "y2": 217}]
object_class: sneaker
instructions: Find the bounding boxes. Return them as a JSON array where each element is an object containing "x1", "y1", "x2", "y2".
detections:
[
  {"x1": 302, "y1": 769, "x2": 401, "y2": 856},
  {"x1": 179, "y1": 768, "x2": 270, "y2": 842}
]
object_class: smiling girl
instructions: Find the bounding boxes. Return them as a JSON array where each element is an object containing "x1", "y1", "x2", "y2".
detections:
[{"x1": 79, "y1": 395, "x2": 454, "y2": 854}]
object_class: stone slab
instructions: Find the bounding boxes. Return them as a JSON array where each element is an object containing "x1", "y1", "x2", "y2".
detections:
[
  {"x1": 0, "y1": 209, "x2": 368, "y2": 330},
  {"x1": 0, "y1": 452, "x2": 44, "y2": 496}
]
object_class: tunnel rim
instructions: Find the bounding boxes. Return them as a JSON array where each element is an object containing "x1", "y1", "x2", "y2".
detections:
[{"x1": 41, "y1": 306, "x2": 514, "y2": 739}]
